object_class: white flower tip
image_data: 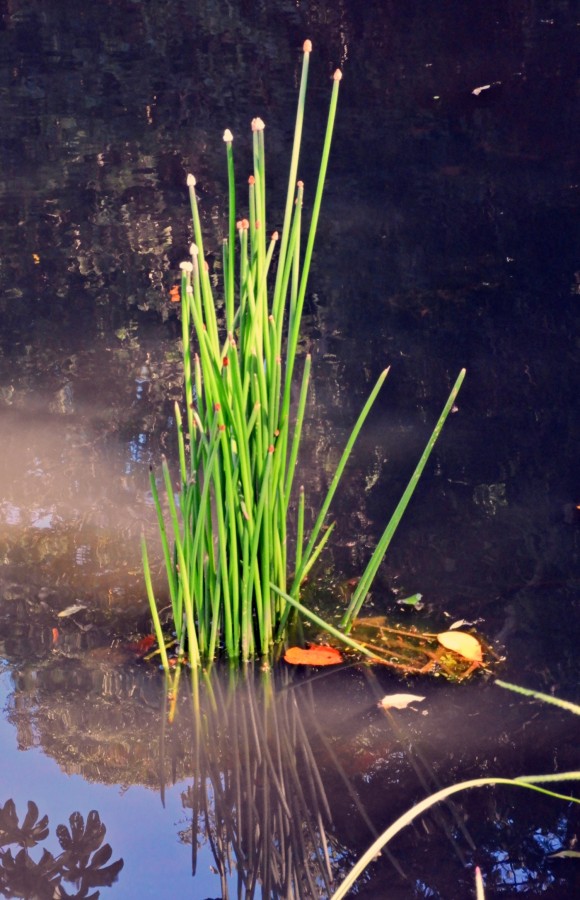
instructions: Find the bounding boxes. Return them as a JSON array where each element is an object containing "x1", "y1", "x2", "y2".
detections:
[
  {"x1": 186, "y1": 174, "x2": 196, "y2": 187},
  {"x1": 303, "y1": 39, "x2": 312, "y2": 53},
  {"x1": 179, "y1": 261, "x2": 194, "y2": 272},
  {"x1": 189, "y1": 243, "x2": 199, "y2": 257},
  {"x1": 223, "y1": 129, "x2": 234, "y2": 142},
  {"x1": 251, "y1": 117, "x2": 265, "y2": 132},
  {"x1": 333, "y1": 69, "x2": 343, "y2": 82}
]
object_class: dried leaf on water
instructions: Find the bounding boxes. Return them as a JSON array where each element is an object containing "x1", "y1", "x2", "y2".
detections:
[
  {"x1": 284, "y1": 645, "x2": 343, "y2": 666},
  {"x1": 437, "y1": 631, "x2": 482, "y2": 662},
  {"x1": 378, "y1": 693, "x2": 426, "y2": 711},
  {"x1": 126, "y1": 634, "x2": 156, "y2": 656},
  {"x1": 57, "y1": 603, "x2": 86, "y2": 618}
]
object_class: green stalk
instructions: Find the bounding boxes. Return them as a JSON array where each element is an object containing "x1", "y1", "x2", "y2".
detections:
[
  {"x1": 224, "y1": 129, "x2": 236, "y2": 332},
  {"x1": 331, "y1": 772, "x2": 580, "y2": 900},
  {"x1": 291, "y1": 368, "x2": 389, "y2": 594},
  {"x1": 141, "y1": 534, "x2": 171, "y2": 672},
  {"x1": 341, "y1": 368, "x2": 466, "y2": 630},
  {"x1": 272, "y1": 41, "x2": 311, "y2": 315}
]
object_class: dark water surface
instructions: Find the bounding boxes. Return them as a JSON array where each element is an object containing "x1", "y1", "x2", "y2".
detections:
[{"x1": 0, "y1": 1, "x2": 579, "y2": 897}]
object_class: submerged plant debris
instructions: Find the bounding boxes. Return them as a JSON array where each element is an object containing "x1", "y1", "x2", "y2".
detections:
[{"x1": 348, "y1": 616, "x2": 498, "y2": 681}]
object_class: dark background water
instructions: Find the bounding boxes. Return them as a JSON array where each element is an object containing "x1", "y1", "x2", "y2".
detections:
[{"x1": 0, "y1": 1, "x2": 579, "y2": 898}]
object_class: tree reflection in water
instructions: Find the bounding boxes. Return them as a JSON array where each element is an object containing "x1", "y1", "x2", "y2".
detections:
[{"x1": 0, "y1": 799, "x2": 123, "y2": 899}]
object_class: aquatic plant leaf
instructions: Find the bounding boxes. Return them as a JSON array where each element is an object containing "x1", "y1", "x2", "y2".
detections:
[
  {"x1": 378, "y1": 693, "x2": 426, "y2": 711},
  {"x1": 437, "y1": 631, "x2": 482, "y2": 662},
  {"x1": 284, "y1": 645, "x2": 343, "y2": 666},
  {"x1": 396, "y1": 593, "x2": 423, "y2": 608}
]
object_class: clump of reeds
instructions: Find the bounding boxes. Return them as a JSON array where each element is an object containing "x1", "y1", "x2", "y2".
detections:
[{"x1": 142, "y1": 40, "x2": 465, "y2": 668}]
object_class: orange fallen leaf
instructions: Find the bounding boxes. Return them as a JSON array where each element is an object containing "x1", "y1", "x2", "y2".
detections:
[
  {"x1": 126, "y1": 634, "x2": 156, "y2": 656},
  {"x1": 437, "y1": 631, "x2": 482, "y2": 662},
  {"x1": 284, "y1": 645, "x2": 343, "y2": 666}
]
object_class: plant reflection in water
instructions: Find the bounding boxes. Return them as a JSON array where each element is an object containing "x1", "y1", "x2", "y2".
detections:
[
  {"x1": 0, "y1": 800, "x2": 123, "y2": 899},
  {"x1": 168, "y1": 667, "x2": 401, "y2": 899}
]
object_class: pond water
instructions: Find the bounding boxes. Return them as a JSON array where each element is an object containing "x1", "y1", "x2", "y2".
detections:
[{"x1": 0, "y1": 1, "x2": 579, "y2": 897}]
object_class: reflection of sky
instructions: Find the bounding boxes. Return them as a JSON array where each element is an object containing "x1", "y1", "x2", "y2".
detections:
[
  {"x1": 126, "y1": 433, "x2": 149, "y2": 467},
  {"x1": 0, "y1": 671, "x2": 230, "y2": 899}
]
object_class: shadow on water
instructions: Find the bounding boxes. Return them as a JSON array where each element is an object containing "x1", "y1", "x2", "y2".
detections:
[
  {"x1": 0, "y1": 0, "x2": 579, "y2": 897},
  {"x1": 0, "y1": 800, "x2": 123, "y2": 899}
]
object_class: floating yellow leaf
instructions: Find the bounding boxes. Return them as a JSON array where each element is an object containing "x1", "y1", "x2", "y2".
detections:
[
  {"x1": 378, "y1": 693, "x2": 426, "y2": 711},
  {"x1": 284, "y1": 645, "x2": 343, "y2": 666},
  {"x1": 437, "y1": 631, "x2": 482, "y2": 662}
]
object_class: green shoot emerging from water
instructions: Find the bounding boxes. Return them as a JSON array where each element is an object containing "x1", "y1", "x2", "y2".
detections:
[{"x1": 142, "y1": 41, "x2": 464, "y2": 668}]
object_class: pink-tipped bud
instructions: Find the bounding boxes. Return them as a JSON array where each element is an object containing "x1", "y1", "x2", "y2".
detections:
[
  {"x1": 333, "y1": 69, "x2": 343, "y2": 81},
  {"x1": 268, "y1": 445, "x2": 275, "y2": 454},
  {"x1": 241, "y1": 218, "x2": 249, "y2": 230},
  {"x1": 297, "y1": 180, "x2": 304, "y2": 189},
  {"x1": 272, "y1": 231, "x2": 279, "y2": 241},
  {"x1": 251, "y1": 117, "x2": 265, "y2": 132},
  {"x1": 303, "y1": 40, "x2": 312, "y2": 53},
  {"x1": 223, "y1": 129, "x2": 233, "y2": 142},
  {"x1": 214, "y1": 403, "x2": 221, "y2": 412},
  {"x1": 236, "y1": 220, "x2": 243, "y2": 230},
  {"x1": 255, "y1": 220, "x2": 261, "y2": 229},
  {"x1": 219, "y1": 424, "x2": 226, "y2": 432},
  {"x1": 204, "y1": 261, "x2": 209, "y2": 271},
  {"x1": 187, "y1": 174, "x2": 196, "y2": 187},
  {"x1": 248, "y1": 174, "x2": 255, "y2": 185}
]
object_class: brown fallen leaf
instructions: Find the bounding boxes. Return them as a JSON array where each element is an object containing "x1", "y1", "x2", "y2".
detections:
[
  {"x1": 437, "y1": 631, "x2": 482, "y2": 662},
  {"x1": 378, "y1": 693, "x2": 426, "y2": 711},
  {"x1": 284, "y1": 645, "x2": 343, "y2": 666}
]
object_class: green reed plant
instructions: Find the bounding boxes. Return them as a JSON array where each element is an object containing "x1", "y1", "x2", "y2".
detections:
[{"x1": 142, "y1": 40, "x2": 465, "y2": 668}]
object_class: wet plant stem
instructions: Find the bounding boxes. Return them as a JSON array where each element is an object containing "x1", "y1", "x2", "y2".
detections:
[{"x1": 142, "y1": 41, "x2": 465, "y2": 669}]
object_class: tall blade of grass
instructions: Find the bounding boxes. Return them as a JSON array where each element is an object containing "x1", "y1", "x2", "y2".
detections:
[
  {"x1": 141, "y1": 534, "x2": 170, "y2": 673},
  {"x1": 342, "y1": 368, "x2": 466, "y2": 630},
  {"x1": 281, "y1": 69, "x2": 342, "y2": 422},
  {"x1": 283, "y1": 353, "x2": 311, "y2": 511},
  {"x1": 495, "y1": 679, "x2": 580, "y2": 715},
  {"x1": 148, "y1": 467, "x2": 179, "y2": 634},
  {"x1": 272, "y1": 41, "x2": 311, "y2": 317},
  {"x1": 291, "y1": 368, "x2": 390, "y2": 595},
  {"x1": 330, "y1": 772, "x2": 580, "y2": 900},
  {"x1": 223, "y1": 129, "x2": 236, "y2": 332}
]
